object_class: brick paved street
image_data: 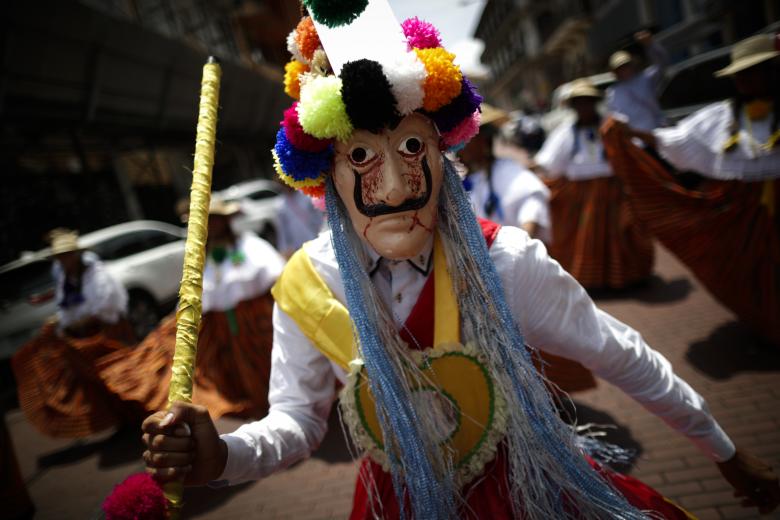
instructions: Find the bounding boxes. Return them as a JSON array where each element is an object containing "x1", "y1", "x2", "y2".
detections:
[{"x1": 7, "y1": 244, "x2": 780, "y2": 519}]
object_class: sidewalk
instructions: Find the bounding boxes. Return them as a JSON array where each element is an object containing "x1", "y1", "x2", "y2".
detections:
[{"x1": 7, "y1": 244, "x2": 780, "y2": 519}]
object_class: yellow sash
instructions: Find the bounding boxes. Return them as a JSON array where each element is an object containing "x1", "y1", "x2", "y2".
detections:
[{"x1": 271, "y1": 235, "x2": 460, "y2": 367}]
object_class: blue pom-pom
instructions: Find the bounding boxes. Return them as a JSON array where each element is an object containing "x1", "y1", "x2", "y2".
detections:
[{"x1": 274, "y1": 128, "x2": 333, "y2": 181}]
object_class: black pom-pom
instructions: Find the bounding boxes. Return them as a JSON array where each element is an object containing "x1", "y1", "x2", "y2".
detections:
[
  {"x1": 303, "y1": 0, "x2": 368, "y2": 28},
  {"x1": 341, "y1": 60, "x2": 400, "y2": 133}
]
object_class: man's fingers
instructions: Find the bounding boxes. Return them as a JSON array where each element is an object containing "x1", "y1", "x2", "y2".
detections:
[
  {"x1": 142, "y1": 433, "x2": 193, "y2": 452},
  {"x1": 144, "y1": 450, "x2": 195, "y2": 468},
  {"x1": 145, "y1": 465, "x2": 192, "y2": 482}
]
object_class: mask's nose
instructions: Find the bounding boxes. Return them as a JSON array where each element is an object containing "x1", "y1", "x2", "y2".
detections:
[{"x1": 376, "y1": 154, "x2": 413, "y2": 206}]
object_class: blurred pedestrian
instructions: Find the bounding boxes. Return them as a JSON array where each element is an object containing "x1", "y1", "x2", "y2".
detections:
[
  {"x1": 12, "y1": 229, "x2": 135, "y2": 438},
  {"x1": 275, "y1": 184, "x2": 324, "y2": 258},
  {"x1": 603, "y1": 33, "x2": 780, "y2": 344},
  {"x1": 533, "y1": 79, "x2": 653, "y2": 289},
  {"x1": 99, "y1": 199, "x2": 285, "y2": 419},
  {"x1": 460, "y1": 105, "x2": 552, "y2": 244},
  {"x1": 606, "y1": 30, "x2": 669, "y2": 132}
]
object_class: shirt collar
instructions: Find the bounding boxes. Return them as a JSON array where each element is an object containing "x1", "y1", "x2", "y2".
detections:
[{"x1": 365, "y1": 234, "x2": 434, "y2": 277}]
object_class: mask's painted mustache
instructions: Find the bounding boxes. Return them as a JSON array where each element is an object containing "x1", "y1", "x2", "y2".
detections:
[{"x1": 353, "y1": 157, "x2": 432, "y2": 218}]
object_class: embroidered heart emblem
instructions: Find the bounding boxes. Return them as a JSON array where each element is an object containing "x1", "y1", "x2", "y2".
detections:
[{"x1": 345, "y1": 343, "x2": 506, "y2": 485}]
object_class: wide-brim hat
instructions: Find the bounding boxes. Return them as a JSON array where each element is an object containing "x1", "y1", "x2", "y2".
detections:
[
  {"x1": 48, "y1": 229, "x2": 83, "y2": 256},
  {"x1": 715, "y1": 34, "x2": 780, "y2": 77},
  {"x1": 208, "y1": 199, "x2": 241, "y2": 217},
  {"x1": 609, "y1": 50, "x2": 632, "y2": 70},
  {"x1": 479, "y1": 104, "x2": 510, "y2": 127},
  {"x1": 564, "y1": 78, "x2": 602, "y2": 101}
]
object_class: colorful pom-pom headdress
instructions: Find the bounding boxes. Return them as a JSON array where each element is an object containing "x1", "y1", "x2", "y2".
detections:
[{"x1": 273, "y1": 0, "x2": 482, "y2": 196}]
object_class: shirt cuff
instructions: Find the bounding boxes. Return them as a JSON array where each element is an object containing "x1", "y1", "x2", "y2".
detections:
[
  {"x1": 689, "y1": 422, "x2": 736, "y2": 462},
  {"x1": 215, "y1": 433, "x2": 255, "y2": 484}
]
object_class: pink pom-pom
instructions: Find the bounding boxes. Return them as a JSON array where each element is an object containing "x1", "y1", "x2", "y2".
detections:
[
  {"x1": 442, "y1": 110, "x2": 481, "y2": 148},
  {"x1": 310, "y1": 195, "x2": 326, "y2": 211},
  {"x1": 401, "y1": 17, "x2": 441, "y2": 49},
  {"x1": 283, "y1": 102, "x2": 331, "y2": 153},
  {"x1": 102, "y1": 473, "x2": 167, "y2": 520}
]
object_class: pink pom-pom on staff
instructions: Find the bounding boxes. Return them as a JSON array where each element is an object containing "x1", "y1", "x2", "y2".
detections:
[
  {"x1": 102, "y1": 473, "x2": 167, "y2": 520},
  {"x1": 402, "y1": 17, "x2": 441, "y2": 49}
]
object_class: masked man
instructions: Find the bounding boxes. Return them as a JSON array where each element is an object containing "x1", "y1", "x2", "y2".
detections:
[{"x1": 141, "y1": 3, "x2": 780, "y2": 518}]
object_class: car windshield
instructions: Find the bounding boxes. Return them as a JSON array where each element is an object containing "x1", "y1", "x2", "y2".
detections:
[{"x1": 0, "y1": 260, "x2": 53, "y2": 303}]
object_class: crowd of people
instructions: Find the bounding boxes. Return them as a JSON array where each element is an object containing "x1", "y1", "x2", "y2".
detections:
[{"x1": 6, "y1": 2, "x2": 780, "y2": 518}]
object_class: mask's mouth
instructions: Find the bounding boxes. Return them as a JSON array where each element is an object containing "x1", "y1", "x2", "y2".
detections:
[{"x1": 352, "y1": 156, "x2": 433, "y2": 218}]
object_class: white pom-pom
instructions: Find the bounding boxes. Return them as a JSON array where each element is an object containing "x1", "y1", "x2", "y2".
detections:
[
  {"x1": 287, "y1": 30, "x2": 307, "y2": 64},
  {"x1": 381, "y1": 51, "x2": 426, "y2": 115}
]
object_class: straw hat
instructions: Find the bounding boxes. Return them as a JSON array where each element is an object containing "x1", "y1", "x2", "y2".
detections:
[
  {"x1": 609, "y1": 50, "x2": 633, "y2": 70},
  {"x1": 208, "y1": 198, "x2": 241, "y2": 217},
  {"x1": 715, "y1": 34, "x2": 780, "y2": 77},
  {"x1": 565, "y1": 78, "x2": 602, "y2": 101},
  {"x1": 48, "y1": 229, "x2": 82, "y2": 256},
  {"x1": 480, "y1": 104, "x2": 510, "y2": 127}
]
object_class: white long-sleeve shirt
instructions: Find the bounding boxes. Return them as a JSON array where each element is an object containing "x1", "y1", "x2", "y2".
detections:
[
  {"x1": 654, "y1": 100, "x2": 780, "y2": 180},
  {"x1": 201, "y1": 232, "x2": 285, "y2": 313},
  {"x1": 606, "y1": 41, "x2": 668, "y2": 132},
  {"x1": 217, "y1": 226, "x2": 735, "y2": 485},
  {"x1": 467, "y1": 158, "x2": 551, "y2": 244},
  {"x1": 535, "y1": 123, "x2": 613, "y2": 181},
  {"x1": 54, "y1": 251, "x2": 128, "y2": 329}
]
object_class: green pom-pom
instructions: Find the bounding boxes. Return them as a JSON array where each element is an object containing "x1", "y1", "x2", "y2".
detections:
[
  {"x1": 303, "y1": 0, "x2": 368, "y2": 28},
  {"x1": 298, "y1": 75, "x2": 353, "y2": 141}
]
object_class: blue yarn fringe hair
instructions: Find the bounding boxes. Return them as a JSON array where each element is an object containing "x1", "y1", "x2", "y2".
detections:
[{"x1": 325, "y1": 157, "x2": 651, "y2": 519}]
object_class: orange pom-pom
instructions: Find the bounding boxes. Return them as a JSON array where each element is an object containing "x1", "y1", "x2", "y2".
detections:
[
  {"x1": 295, "y1": 17, "x2": 321, "y2": 62},
  {"x1": 284, "y1": 60, "x2": 309, "y2": 99},
  {"x1": 414, "y1": 48, "x2": 462, "y2": 112},
  {"x1": 301, "y1": 183, "x2": 326, "y2": 198}
]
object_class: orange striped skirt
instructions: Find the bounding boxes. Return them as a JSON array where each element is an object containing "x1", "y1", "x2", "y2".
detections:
[
  {"x1": 601, "y1": 119, "x2": 780, "y2": 344},
  {"x1": 546, "y1": 176, "x2": 654, "y2": 289},
  {"x1": 11, "y1": 319, "x2": 135, "y2": 438},
  {"x1": 99, "y1": 293, "x2": 275, "y2": 420}
]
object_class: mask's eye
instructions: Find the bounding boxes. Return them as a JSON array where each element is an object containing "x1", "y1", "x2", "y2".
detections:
[
  {"x1": 398, "y1": 136, "x2": 424, "y2": 157},
  {"x1": 348, "y1": 146, "x2": 377, "y2": 166}
]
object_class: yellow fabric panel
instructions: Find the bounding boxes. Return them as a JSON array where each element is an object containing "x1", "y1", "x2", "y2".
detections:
[
  {"x1": 271, "y1": 247, "x2": 355, "y2": 371},
  {"x1": 433, "y1": 234, "x2": 460, "y2": 345}
]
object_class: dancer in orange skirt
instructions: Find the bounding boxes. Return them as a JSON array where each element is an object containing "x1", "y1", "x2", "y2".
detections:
[
  {"x1": 604, "y1": 34, "x2": 780, "y2": 344},
  {"x1": 99, "y1": 199, "x2": 285, "y2": 419},
  {"x1": 533, "y1": 79, "x2": 653, "y2": 289},
  {"x1": 12, "y1": 229, "x2": 135, "y2": 438}
]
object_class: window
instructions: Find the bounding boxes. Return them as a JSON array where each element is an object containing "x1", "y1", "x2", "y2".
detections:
[
  {"x1": 247, "y1": 189, "x2": 278, "y2": 201},
  {"x1": 0, "y1": 261, "x2": 53, "y2": 302}
]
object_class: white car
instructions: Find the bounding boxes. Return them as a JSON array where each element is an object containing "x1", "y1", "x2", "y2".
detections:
[
  {"x1": 214, "y1": 179, "x2": 283, "y2": 246},
  {"x1": 0, "y1": 220, "x2": 186, "y2": 358}
]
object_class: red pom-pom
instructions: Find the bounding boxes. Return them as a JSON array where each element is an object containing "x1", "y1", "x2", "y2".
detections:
[
  {"x1": 102, "y1": 473, "x2": 167, "y2": 520},
  {"x1": 283, "y1": 102, "x2": 332, "y2": 153}
]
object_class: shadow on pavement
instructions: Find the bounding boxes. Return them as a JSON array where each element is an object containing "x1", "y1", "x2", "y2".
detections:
[
  {"x1": 561, "y1": 399, "x2": 644, "y2": 474},
  {"x1": 182, "y1": 482, "x2": 254, "y2": 518},
  {"x1": 686, "y1": 321, "x2": 780, "y2": 380},
  {"x1": 37, "y1": 424, "x2": 144, "y2": 472},
  {"x1": 589, "y1": 275, "x2": 692, "y2": 304}
]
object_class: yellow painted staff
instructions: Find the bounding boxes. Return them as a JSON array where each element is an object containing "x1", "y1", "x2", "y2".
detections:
[{"x1": 164, "y1": 55, "x2": 222, "y2": 518}]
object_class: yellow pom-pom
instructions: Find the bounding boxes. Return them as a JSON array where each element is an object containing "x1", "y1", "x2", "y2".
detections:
[
  {"x1": 298, "y1": 75, "x2": 353, "y2": 141},
  {"x1": 284, "y1": 60, "x2": 309, "y2": 99},
  {"x1": 415, "y1": 48, "x2": 462, "y2": 112},
  {"x1": 272, "y1": 149, "x2": 328, "y2": 189}
]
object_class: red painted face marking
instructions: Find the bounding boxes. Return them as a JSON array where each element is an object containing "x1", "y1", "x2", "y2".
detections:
[{"x1": 359, "y1": 155, "x2": 385, "y2": 206}]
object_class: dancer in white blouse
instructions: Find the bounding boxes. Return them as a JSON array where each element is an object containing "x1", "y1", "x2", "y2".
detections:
[
  {"x1": 608, "y1": 33, "x2": 780, "y2": 344},
  {"x1": 534, "y1": 79, "x2": 654, "y2": 290}
]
